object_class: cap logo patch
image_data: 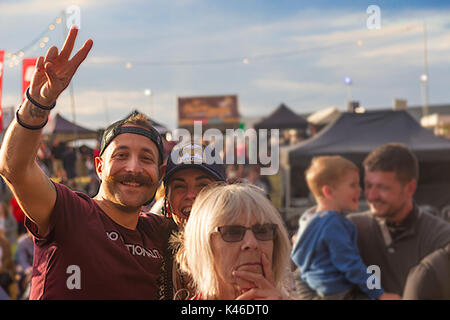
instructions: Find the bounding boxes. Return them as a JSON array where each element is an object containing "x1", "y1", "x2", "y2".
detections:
[{"x1": 178, "y1": 144, "x2": 204, "y2": 164}]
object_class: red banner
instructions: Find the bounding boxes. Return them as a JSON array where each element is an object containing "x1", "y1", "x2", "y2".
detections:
[
  {"x1": 22, "y1": 57, "x2": 37, "y2": 100},
  {"x1": 0, "y1": 50, "x2": 4, "y2": 131}
]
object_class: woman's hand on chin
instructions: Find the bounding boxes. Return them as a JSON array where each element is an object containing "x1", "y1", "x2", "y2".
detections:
[{"x1": 233, "y1": 253, "x2": 283, "y2": 300}]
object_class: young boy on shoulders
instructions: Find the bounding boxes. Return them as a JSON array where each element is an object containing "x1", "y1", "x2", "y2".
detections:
[{"x1": 291, "y1": 156, "x2": 399, "y2": 300}]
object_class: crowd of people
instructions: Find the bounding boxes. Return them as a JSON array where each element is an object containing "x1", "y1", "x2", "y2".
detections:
[
  {"x1": 291, "y1": 144, "x2": 450, "y2": 300},
  {"x1": 0, "y1": 132, "x2": 274, "y2": 300},
  {"x1": 0, "y1": 27, "x2": 449, "y2": 301}
]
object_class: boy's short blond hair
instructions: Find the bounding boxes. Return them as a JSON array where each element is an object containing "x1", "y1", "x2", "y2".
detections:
[{"x1": 306, "y1": 156, "x2": 359, "y2": 199}]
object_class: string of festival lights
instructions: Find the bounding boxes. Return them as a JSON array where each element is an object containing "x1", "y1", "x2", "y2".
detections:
[
  {"x1": 4, "y1": 13, "x2": 65, "y2": 68},
  {"x1": 4, "y1": 15, "x2": 421, "y2": 70}
]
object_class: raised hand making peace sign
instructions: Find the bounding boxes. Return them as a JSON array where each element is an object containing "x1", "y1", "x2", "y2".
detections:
[
  {"x1": 0, "y1": 27, "x2": 93, "y2": 244},
  {"x1": 29, "y1": 26, "x2": 93, "y2": 107}
]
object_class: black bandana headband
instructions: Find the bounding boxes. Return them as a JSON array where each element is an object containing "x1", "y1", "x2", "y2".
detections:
[{"x1": 99, "y1": 122, "x2": 164, "y2": 165}]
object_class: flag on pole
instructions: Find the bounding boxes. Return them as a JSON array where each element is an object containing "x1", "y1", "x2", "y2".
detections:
[
  {"x1": 22, "y1": 57, "x2": 37, "y2": 101},
  {"x1": 0, "y1": 50, "x2": 4, "y2": 131}
]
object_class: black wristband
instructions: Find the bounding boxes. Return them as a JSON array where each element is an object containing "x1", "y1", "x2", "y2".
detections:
[
  {"x1": 26, "y1": 87, "x2": 56, "y2": 111},
  {"x1": 15, "y1": 106, "x2": 48, "y2": 130}
]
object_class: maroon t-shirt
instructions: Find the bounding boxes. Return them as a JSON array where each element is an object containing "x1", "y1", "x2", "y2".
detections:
[{"x1": 25, "y1": 182, "x2": 170, "y2": 300}]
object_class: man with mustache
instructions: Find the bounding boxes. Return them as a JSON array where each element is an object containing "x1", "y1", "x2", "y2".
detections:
[
  {"x1": 293, "y1": 143, "x2": 450, "y2": 299},
  {"x1": 0, "y1": 28, "x2": 169, "y2": 299}
]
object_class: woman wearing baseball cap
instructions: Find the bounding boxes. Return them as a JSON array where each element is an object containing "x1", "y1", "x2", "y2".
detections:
[{"x1": 157, "y1": 143, "x2": 226, "y2": 299}]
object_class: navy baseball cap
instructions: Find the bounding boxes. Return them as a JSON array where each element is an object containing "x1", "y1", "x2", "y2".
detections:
[{"x1": 164, "y1": 143, "x2": 226, "y2": 185}]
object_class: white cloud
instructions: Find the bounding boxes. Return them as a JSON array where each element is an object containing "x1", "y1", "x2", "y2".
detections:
[
  {"x1": 244, "y1": 10, "x2": 363, "y2": 35},
  {"x1": 84, "y1": 56, "x2": 124, "y2": 65},
  {"x1": 253, "y1": 78, "x2": 342, "y2": 95},
  {"x1": 278, "y1": 9, "x2": 450, "y2": 81},
  {"x1": 53, "y1": 88, "x2": 179, "y2": 130},
  {"x1": 0, "y1": 0, "x2": 112, "y2": 15},
  {"x1": 2, "y1": 4, "x2": 450, "y2": 132}
]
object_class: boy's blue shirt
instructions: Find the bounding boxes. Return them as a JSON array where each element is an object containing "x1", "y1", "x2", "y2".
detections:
[{"x1": 291, "y1": 210, "x2": 384, "y2": 299}]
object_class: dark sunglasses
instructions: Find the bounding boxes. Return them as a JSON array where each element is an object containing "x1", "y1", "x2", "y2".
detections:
[{"x1": 216, "y1": 223, "x2": 277, "y2": 242}]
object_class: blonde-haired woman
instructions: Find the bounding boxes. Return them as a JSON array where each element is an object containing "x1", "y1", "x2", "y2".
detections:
[{"x1": 177, "y1": 183, "x2": 293, "y2": 300}]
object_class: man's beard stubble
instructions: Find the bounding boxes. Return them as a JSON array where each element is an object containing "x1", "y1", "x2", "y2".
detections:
[{"x1": 370, "y1": 198, "x2": 408, "y2": 221}]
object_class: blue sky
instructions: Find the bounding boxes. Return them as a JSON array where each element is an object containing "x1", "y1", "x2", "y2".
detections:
[{"x1": 1, "y1": 0, "x2": 450, "y2": 130}]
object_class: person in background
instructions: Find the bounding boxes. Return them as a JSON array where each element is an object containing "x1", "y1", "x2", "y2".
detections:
[
  {"x1": 294, "y1": 143, "x2": 450, "y2": 299},
  {"x1": 10, "y1": 196, "x2": 26, "y2": 236},
  {"x1": 291, "y1": 156, "x2": 398, "y2": 300},
  {"x1": 37, "y1": 141, "x2": 51, "y2": 177},
  {"x1": 158, "y1": 143, "x2": 226, "y2": 299},
  {"x1": 50, "y1": 138, "x2": 66, "y2": 180},
  {"x1": 245, "y1": 164, "x2": 271, "y2": 197},
  {"x1": 62, "y1": 146, "x2": 77, "y2": 182},
  {"x1": 348, "y1": 143, "x2": 450, "y2": 296},
  {"x1": 0, "y1": 220, "x2": 15, "y2": 299},
  {"x1": 403, "y1": 242, "x2": 450, "y2": 299},
  {"x1": 0, "y1": 201, "x2": 17, "y2": 246},
  {"x1": 14, "y1": 231, "x2": 34, "y2": 299}
]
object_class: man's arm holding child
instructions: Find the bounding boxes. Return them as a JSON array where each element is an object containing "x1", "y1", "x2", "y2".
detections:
[{"x1": 325, "y1": 217, "x2": 400, "y2": 300}]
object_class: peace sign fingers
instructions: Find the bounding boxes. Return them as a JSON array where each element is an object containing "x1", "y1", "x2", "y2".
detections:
[
  {"x1": 59, "y1": 26, "x2": 79, "y2": 60},
  {"x1": 29, "y1": 27, "x2": 93, "y2": 105},
  {"x1": 69, "y1": 37, "x2": 93, "y2": 73}
]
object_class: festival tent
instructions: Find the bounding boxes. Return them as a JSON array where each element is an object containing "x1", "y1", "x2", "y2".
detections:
[
  {"x1": 254, "y1": 103, "x2": 308, "y2": 130},
  {"x1": 280, "y1": 110, "x2": 450, "y2": 212},
  {"x1": 307, "y1": 107, "x2": 341, "y2": 126},
  {"x1": 43, "y1": 113, "x2": 99, "y2": 142},
  {"x1": 306, "y1": 106, "x2": 342, "y2": 135}
]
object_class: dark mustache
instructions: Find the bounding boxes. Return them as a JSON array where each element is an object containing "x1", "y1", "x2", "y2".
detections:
[{"x1": 107, "y1": 173, "x2": 152, "y2": 185}]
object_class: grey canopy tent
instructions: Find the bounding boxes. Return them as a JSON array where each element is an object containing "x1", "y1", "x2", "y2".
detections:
[
  {"x1": 280, "y1": 110, "x2": 450, "y2": 211},
  {"x1": 254, "y1": 103, "x2": 308, "y2": 130}
]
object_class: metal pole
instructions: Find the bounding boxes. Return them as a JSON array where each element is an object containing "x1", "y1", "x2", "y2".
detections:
[
  {"x1": 144, "y1": 89, "x2": 152, "y2": 119},
  {"x1": 346, "y1": 85, "x2": 352, "y2": 112},
  {"x1": 422, "y1": 22, "x2": 429, "y2": 117},
  {"x1": 62, "y1": 11, "x2": 80, "y2": 186},
  {"x1": 61, "y1": 11, "x2": 78, "y2": 143},
  {"x1": 103, "y1": 97, "x2": 110, "y2": 126},
  {"x1": 149, "y1": 93, "x2": 153, "y2": 118}
]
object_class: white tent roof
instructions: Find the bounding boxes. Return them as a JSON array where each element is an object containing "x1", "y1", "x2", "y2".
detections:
[{"x1": 307, "y1": 107, "x2": 341, "y2": 125}]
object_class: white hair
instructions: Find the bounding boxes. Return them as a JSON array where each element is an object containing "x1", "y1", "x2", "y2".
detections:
[{"x1": 177, "y1": 182, "x2": 292, "y2": 299}]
